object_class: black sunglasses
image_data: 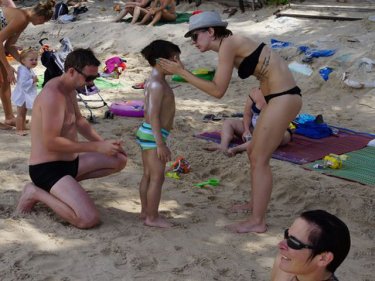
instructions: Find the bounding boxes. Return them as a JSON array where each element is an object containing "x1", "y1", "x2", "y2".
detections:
[
  {"x1": 284, "y1": 229, "x2": 315, "y2": 250},
  {"x1": 191, "y1": 29, "x2": 208, "y2": 42},
  {"x1": 74, "y1": 67, "x2": 99, "y2": 82}
]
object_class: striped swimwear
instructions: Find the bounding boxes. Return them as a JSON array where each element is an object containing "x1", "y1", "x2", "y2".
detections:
[{"x1": 136, "y1": 122, "x2": 170, "y2": 150}]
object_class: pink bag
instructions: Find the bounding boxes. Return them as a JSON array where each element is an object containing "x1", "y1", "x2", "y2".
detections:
[{"x1": 104, "y1": 56, "x2": 127, "y2": 74}]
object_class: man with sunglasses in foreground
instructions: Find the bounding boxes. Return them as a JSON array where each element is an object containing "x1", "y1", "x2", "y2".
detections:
[
  {"x1": 16, "y1": 48, "x2": 127, "y2": 229},
  {"x1": 271, "y1": 210, "x2": 351, "y2": 281}
]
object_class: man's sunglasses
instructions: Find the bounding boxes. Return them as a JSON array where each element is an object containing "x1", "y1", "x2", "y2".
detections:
[
  {"x1": 284, "y1": 229, "x2": 315, "y2": 250},
  {"x1": 74, "y1": 67, "x2": 100, "y2": 82},
  {"x1": 191, "y1": 29, "x2": 208, "y2": 42}
]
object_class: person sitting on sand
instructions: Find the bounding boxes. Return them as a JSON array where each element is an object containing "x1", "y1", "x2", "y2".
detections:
[
  {"x1": 113, "y1": 0, "x2": 151, "y2": 22},
  {"x1": 16, "y1": 48, "x2": 127, "y2": 229},
  {"x1": 205, "y1": 88, "x2": 292, "y2": 156},
  {"x1": 271, "y1": 209, "x2": 351, "y2": 281},
  {"x1": 132, "y1": 0, "x2": 176, "y2": 26},
  {"x1": 136, "y1": 39, "x2": 181, "y2": 228},
  {"x1": 0, "y1": 0, "x2": 55, "y2": 130}
]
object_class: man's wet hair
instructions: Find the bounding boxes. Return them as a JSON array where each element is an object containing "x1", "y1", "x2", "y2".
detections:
[
  {"x1": 301, "y1": 209, "x2": 351, "y2": 273},
  {"x1": 64, "y1": 48, "x2": 100, "y2": 72},
  {"x1": 141, "y1": 40, "x2": 181, "y2": 67}
]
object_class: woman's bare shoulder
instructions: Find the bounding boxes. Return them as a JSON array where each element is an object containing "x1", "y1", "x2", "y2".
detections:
[{"x1": 4, "y1": 8, "x2": 28, "y2": 26}]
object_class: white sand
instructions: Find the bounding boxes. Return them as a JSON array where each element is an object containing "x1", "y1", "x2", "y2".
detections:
[{"x1": 0, "y1": 1, "x2": 374, "y2": 280}]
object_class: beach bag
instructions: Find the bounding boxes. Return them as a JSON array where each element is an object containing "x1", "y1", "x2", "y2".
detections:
[
  {"x1": 53, "y1": 2, "x2": 69, "y2": 20},
  {"x1": 295, "y1": 121, "x2": 332, "y2": 139}
]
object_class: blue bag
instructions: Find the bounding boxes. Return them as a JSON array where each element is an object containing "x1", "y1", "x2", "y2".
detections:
[{"x1": 295, "y1": 121, "x2": 333, "y2": 139}]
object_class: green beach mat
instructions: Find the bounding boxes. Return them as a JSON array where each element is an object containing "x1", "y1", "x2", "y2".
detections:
[
  {"x1": 125, "y1": 12, "x2": 191, "y2": 25},
  {"x1": 303, "y1": 147, "x2": 375, "y2": 186},
  {"x1": 37, "y1": 76, "x2": 123, "y2": 90}
]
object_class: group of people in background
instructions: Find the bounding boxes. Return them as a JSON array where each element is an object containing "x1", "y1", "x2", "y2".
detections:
[
  {"x1": 0, "y1": 2, "x2": 352, "y2": 279},
  {"x1": 114, "y1": 0, "x2": 177, "y2": 26}
]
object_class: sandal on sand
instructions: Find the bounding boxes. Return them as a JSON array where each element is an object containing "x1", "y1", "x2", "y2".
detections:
[
  {"x1": 203, "y1": 113, "x2": 228, "y2": 122},
  {"x1": 132, "y1": 82, "x2": 145, "y2": 89},
  {"x1": 231, "y1": 112, "x2": 243, "y2": 118},
  {"x1": 203, "y1": 114, "x2": 215, "y2": 122}
]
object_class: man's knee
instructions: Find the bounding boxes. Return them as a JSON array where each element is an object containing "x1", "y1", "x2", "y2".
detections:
[
  {"x1": 75, "y1": 212, "x2": 100, "y2": 229},
  {"x1": 114, "y1": 153, "x2": 127, "y2": 172}
]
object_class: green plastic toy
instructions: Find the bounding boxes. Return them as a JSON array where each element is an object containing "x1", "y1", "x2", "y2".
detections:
[
  {"x1": 194, "y1": 178, "x2": 220, "y2": 188},
  {"x1": 172, "y1": 68, "x2": 215, "y2": 82}
]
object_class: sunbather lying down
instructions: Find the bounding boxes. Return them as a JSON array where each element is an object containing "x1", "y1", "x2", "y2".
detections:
[{"x1": 204, "y1": 88, "x2": 293, "y2": 157}]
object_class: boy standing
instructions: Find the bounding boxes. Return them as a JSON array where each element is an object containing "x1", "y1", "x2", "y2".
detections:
[{"x1": 136, "y1": 40, "x2": 181, "y2": 228}]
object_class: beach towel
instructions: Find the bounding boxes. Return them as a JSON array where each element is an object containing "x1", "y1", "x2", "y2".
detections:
[
  {"x1": 125, "y1": 12, "x2": 191, "y2": 25},
  {"x1": 194, "y1": 128, "x2": 373, "y2": 165},
  {"x1": 37, "y1": 76, "x2": 123, "y2": 90},
  {"x1": 303, "y1": 147, "x2": 375, "y2": 186}
]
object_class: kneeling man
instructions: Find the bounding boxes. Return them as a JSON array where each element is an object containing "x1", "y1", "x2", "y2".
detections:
[{"x1": 17, "y1": 48, "x2": 127, "y2": 229}]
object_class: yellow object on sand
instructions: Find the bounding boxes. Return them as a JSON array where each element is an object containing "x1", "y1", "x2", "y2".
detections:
[{"x1": 323, "y1": 154, "x2": 348, "y2": 169}]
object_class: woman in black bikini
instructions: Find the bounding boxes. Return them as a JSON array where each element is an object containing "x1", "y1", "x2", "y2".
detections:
[{"x1": 159, "y1": 11, "x2": 302, "y2": 233}]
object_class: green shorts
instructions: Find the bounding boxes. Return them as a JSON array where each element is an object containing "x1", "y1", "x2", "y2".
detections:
[{"x1": 136, "y1": 122, "x2": 170, "y2": 150}]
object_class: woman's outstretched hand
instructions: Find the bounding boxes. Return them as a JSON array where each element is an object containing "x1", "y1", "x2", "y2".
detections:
[{"x1": 158, "y1": 57, "x2": 184, "y2": 75}]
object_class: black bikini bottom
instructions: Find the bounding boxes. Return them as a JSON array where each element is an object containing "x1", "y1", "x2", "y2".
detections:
[{"x1": 264, "y1": 86, "x2": 301, "y2": 103}]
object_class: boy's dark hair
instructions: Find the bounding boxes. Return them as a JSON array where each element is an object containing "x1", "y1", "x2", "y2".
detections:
[
  {"x1": 300, "y1": 210, "x2": 351, "y2": 273},
  {"x1": 64, "y1": 48, "x2": 100, "y2": 72},
  {"x1": 141, "y1": 40, "x2": 181, "y2": 67}
]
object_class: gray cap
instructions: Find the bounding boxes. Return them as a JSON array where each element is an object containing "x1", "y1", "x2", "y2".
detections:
[{"x1": 184, "y1": 11, "x2": 228, "y2": 38}]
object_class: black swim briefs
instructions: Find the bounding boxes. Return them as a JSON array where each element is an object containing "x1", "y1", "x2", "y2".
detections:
[{"x1": 29, "y1": 157, "x2": 79, "y2": 192}]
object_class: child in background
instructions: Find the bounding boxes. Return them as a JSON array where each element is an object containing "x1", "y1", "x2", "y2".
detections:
[
  {"x1": 136, "y1": 40, "x2": 181, "y2": 228},
  {"x1": 205, "y1": 88, "x2": 292, "y2": 157},
  {"x1": 11, "y1": 49, "x2": 38, "y2": 136}
]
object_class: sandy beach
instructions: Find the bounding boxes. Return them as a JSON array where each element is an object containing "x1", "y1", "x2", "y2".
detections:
[{"x1": 0, "y1": 0, "x2": 374, "y2": 280}]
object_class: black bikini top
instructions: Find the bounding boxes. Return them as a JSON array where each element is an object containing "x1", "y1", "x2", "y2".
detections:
[{"x1": 238, "y1": 43, "x2": 266, "y2": 79}]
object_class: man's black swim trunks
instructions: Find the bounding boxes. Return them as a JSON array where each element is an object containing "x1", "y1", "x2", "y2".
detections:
[{"x1": 29, "y1": 157, "x2": 79, "y2": 192}]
